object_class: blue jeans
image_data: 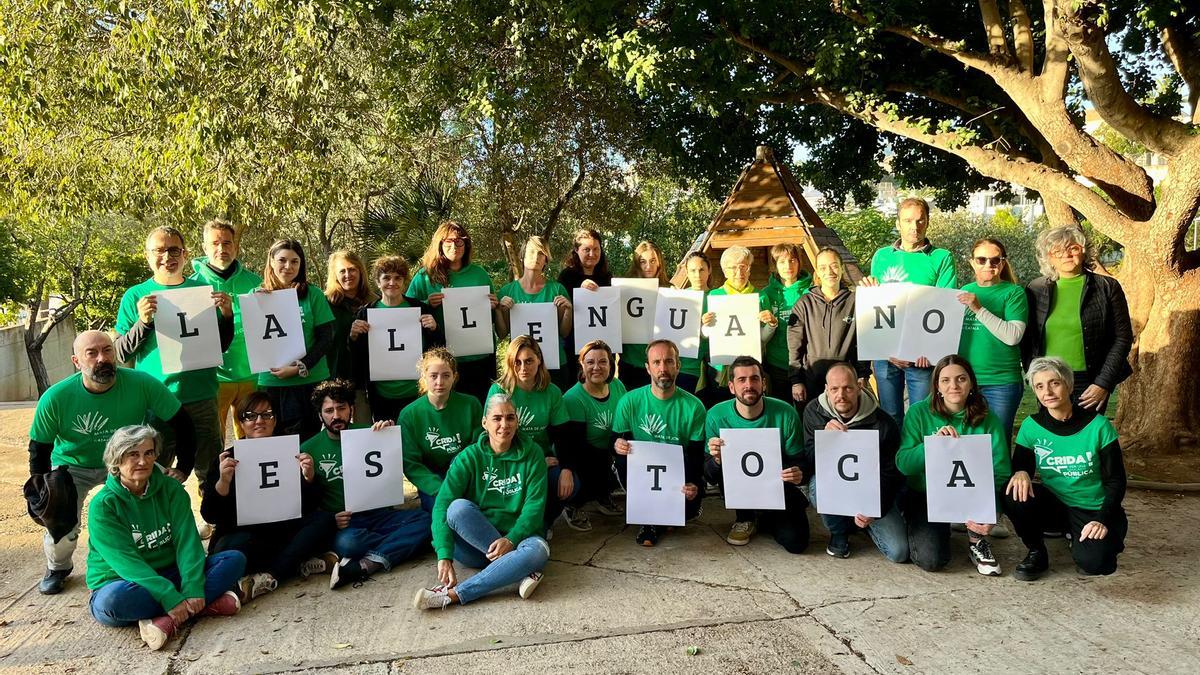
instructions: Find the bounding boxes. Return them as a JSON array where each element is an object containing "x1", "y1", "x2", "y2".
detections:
[
  {"x1": 808, "y1": 477, "x2": 909, "y2": 563},
  {"x1": 334, "y1": 507, "x2": 431, "y2": 571},
  {"x1": 89, "y1": 550, "x2": 246, "y2": 627},
  {"x1": 445, "y1": 499, "x2": 550, "y2": 604},
  {"x1": 979, "y1": 382, "x2": 1024, "y2": 447},
  {"x1": 546, "y1": 464, "x2": 581, "y2": 531},
  {"x1": 873, "y1": 360, "x2": 932, "y2": 427}
]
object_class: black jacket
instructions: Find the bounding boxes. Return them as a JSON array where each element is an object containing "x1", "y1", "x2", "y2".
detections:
[
  {"x1": 1022, "y1": 271, "x2": 1133, "y2": 391},
  {"x1": 786, "y1": 286, "x2": 870, "y2": 389},
  {"x1": 25, "y1": 467, "x2": 79, "y2": 543},
  {"x1": 801, "y1": 389, "x2": 904, "y2": 517},
  {"x1": 199, "y1": 445, "x2": 325, "y2": 550}
]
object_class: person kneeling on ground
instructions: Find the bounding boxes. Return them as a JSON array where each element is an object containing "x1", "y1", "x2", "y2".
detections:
[
  {"x1": 1003, "y1": 357, "x2": 1127, "y2": 580},
  {"x1": 414, "y1": 393, "x2": 551, "y2": 608},
  {"x1": 801, "y1": 363, "x2": 907, "y2": 561},
  {"x1": 201, "y1": 391, "x2": 338, "y2": 600},
  {"x1": 87, "y1": 425, "x2": 246, "y2": 651},
  {"x1": 704, "y1": 356, "x2": 810, "y2": 553},
  {"x1": 302, "y1": 379, "x2": 432, "y2": 589}
]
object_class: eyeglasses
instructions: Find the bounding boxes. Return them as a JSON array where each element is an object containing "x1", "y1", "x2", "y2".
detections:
[
  {"x1": 442, "y1": 238, "x2": 468, "y2": 247},
  {"x1": 971, "y1": 256, "x2": 1006, "y2": 268},
  {"x1": 239, "y1": 410, "x2": 276, "y2": 422},
  {"x1": 1049, "y1": 244, "x2": 1084, "y2": 258},
  {"x1": 147, "y1": 247, "x2": 185, "y2": 259}
]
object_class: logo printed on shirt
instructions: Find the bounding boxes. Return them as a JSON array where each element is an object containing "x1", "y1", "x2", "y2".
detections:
[
  {"x1": 482, "y1": 465, "x2": 499, "y2": 485},
  {"x1": 639, "y1": 413, "x2": 668, "y2": 438},
  {"x1": 517, "y1": 406, "x2": 538, "y2": 431},
  {"x1": 318, "y1": 459, "x2": 343, "y2": 482},
  {"x1": 425, "y1": 427, "x2": 465, "y2": 456},
  {"x1": 1034, "y1": 437, "x2": 1096, "y2": 478},
  {"x1": 880, "y1": 266, "x2": 909, "y2": 284},
  {"x1": 71, "y1": 411, "x2": 110, "y2": 437},
  {"x1": 486, "y1": 470, "x2": 523, "y2": 496},
  {"x1": 130, "y1": 522, "x2": 173, "y2": 550},
  {"x1": 590, "y1": 410, "x2": 613, "y2": 431}
]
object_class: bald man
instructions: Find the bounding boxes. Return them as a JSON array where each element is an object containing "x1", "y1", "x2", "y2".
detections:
[{"x1": 27, "y1": 330, "x2": 195, "y2": 594}]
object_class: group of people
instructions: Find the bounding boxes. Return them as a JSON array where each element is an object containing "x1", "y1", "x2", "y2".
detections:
[{"x1": 24, "y1": 198, "x2": 1133, "y2": 650}]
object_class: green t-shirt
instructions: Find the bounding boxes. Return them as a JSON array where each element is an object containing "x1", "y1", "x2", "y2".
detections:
[
  {"x1": 704, "y1": 396, "x2": 804, "y2": 461},
  {"x1": 706, "y1": 284, "x2": 773, "y2": 375},
  {"x1": 399, "y1": 392, "x2": 484, "y2": 496},
  {"x1": 498, "y1": 279, "x2": 569, "y2": 369},
  {"x1": 959, "y1": 281, "x2": 1027, "y2": 385},
  {"x1": 1016, "y1": 414, "x2": 1116, "y2": 511},
  {"x1": 764, "y1": 275, "x2": 811, "y2": 370},
  {"x1": 613, "y1": 385, "x2": 706, "y2": 446},
  {"x1": 895, "y1": 399, "x2": 1012, "y2": 492},
  {"x1": 486, "y1": 382, "x2": 569, "y2": 457},
  {"x1": 1044, "y1": 274, "x2": 1087, "y2": 372},
  {"x1": 869, "y1": 244, "x2": 958, "y2": 287},
  {"x1": 562, "y1": 379, "x2": 629, "y2": 449},
  {"x1": 368, "y1": 299, "x2": 420, "y2": 400},
  {"x1": 115, "y1": 276, "x2": 219, "y2": 403},
  {"x1": 189, "y1": 258, "x2": 264, "y2": 383},
  {"x1": 301, "y1": 425, "x2": 367, "y2": 513},
  {"x1": 30, "y1": 368, "x2": 182, "y2": 469},
  {"x1": 256, "y1": 286, "x2": 335, "y2": 388},
  {"x1": 406, "y1": 263, "x2": 495, "y2": 363}
]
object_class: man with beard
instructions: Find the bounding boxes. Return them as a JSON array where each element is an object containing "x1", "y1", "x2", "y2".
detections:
[
  {"x1": 703, "y1": 356, "x2": 809, "y2": 552},
  {"x1": 612, "y1": 339, "x2": 706, "y2": 547},
  {"x1": 300, "y1": 379, "x2": 431, "y2": 589},
  {"x1": 27, "y1": 331, "x2": 196, "y2": 594}
]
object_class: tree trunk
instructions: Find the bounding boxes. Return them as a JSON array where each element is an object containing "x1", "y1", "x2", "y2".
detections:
[
  {"x1": 24, "y1": 336, "x2": 51, "y2": 394},
  {"x1": 1114, "y1": 249, "x2": 1200, "y2": 482}
]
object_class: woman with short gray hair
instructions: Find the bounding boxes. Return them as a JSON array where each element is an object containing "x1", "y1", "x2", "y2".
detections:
[
  {"x1": 1022, "y1": 227, "x2": 1132, "y2": 413},
  {"x1": 86, "y1": 425, "x2": 246, "y2": 650}
]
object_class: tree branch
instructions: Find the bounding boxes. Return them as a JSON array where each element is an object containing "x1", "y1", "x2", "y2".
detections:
[
  {"x1": 1008, "y1": 0, "x2": 1035, "y2": 72},
  {"x1": 1038, "y1": 0, "x2": 1071, "y2": 98},
  {"x1": 542, "y1": 148, "x2": 587, "y2": 240},
  {"x1": 978, "y1": 0, "x2": 1012, "y2": 59},
  {"x1": 831, "y1": 1, "x2": 999, "y2": 74},
  {"x1": 1162, "y1": 24, "x2": 1200, "y2": 124}
]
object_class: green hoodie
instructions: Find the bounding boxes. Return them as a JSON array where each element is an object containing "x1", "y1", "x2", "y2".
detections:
[
  {"x1": 86, "y1": 468, "x2": 207, "y2": 610},
  {"x1": 431, "y1": 433, "x2": 548, "y2": 560},
  {"x1": 190, "y1": 257, "x2": 264, "y2": 384},
  {"x1": 764, "y1": 274, "x2": 812, "y2": 370},
  {"x1": 895, "y1": 398, "x2": 1012, "y2": 492}
]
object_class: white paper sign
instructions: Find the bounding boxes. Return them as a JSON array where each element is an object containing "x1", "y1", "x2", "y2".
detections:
[
  {"x1": 719, "y1": 428, "x2": 785, "y2": 510},
  {"x1": 895, "y1": 286, "x2": 965, "y2": 362},
  {"x1": 708, "y1": 293, "x2": 761, "y2": 365},
  {"x1": 233, "y1": 436, "x2": 303, "y2": 526},
  {"x1": 854, "y1": 284, "x2": 911, "y2": 360},
  {"x1": 654, "y1": 289, "x2": 704, "y2": 359},
  {"x1": 814, "y1": 430, "x2": 882, "y2": 518},
  {"x1": 239, "y1": 288, "x2": 307, "y2": 373},
  {"x1": 367, "y1": 307, "x2": 422, "y2": 382},
  {"x1": 626, "y1": 441, "x2": 685, "y2": 526},
  {"x1": 341, "y1": 426, "x2": 406, "y2": 512},
  {"x1": 924, "y1": 434, "x2": 996, "y2": 524},
  {"x1": 573, "y1": 286, "x2": 622, "y2": 354},
  {"x1": 155, "y1": 285, "x2": 223, "y2": 374},
  {"x1": 442, "y1": 286, "x2": 494, "y2": 357},
  {"x1": 509, "y1": 302, "x2": 561, "y2": 370},
  {"x1": 612, "y1": 278, "x2": 659, "y2": 344}
]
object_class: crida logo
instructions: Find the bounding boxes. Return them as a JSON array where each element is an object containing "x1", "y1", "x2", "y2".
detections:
[
  {"x1": 639, "y1": 414, "x2": 667, "y2": 437},
  {"x1": 319, "y1": 459, "x2": 343, "y2": 481},
  {"x1": 425, "y1": 427, "x2": 441, "y2": 444},
  {"x1": 482, "y1": 466, "x2": 499, "y2": 484}
]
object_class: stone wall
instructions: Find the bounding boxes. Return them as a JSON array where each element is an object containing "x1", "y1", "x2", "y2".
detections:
[{"x1": 0, "y1": 321, "x2": 77, "y2": 401}]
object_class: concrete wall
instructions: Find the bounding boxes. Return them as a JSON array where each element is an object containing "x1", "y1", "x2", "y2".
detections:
[{"x1": 0, "y1": 321, "x2": 77, "y2": 402}]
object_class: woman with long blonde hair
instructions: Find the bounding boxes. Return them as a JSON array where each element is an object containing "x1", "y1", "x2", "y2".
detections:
[{"x1": 618, "y1": 240, "x2": 670, "y2": 389}]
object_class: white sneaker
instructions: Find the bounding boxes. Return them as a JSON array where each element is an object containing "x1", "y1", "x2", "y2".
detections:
[
  {"x1": 245, "y1": 572, "x2": 277, "y2": 599},
  {"x1": 412, "y1": 586, "x2": 452, "y2": 610},
  {"x1": 968, "y1": 538, "x2": 1001, "y2": 576},
  {"x1": 518, "y1": 572, "x2": 543, "y2": 599},
  {"x1": 726, "y1": 520, "x2": 756, "y2": 546},
  {"x1": 138, "y1": 616, "x2": 176, "y2": 650},
  {"x1": 300, "y1": 552, "x2": 338, "y2": 578}
]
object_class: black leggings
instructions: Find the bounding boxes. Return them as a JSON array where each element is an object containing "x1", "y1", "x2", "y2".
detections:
[
  {"x1": 209, "y1": 511, "x2": 337, "y2": 581},
  {"x1": 1004, "y1": 483, "x2": 1127, "y2": 575}
]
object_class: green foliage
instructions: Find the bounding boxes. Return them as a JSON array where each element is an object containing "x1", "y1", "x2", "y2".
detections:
[
  {"x1": 818, "y1": 208, "x2": 895, "y2": 267},
  {"x1": 927, "y1": 210, "x2": 1040, "y2": 284}
]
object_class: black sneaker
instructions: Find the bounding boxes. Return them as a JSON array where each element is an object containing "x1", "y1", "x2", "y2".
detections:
[
  {"x1": 39, "y1": 568, "x2": 71, "y2": 595},
  {"x1": 826, "y1": 534, "x2": 850, "y2": 559},
  {"x1": 1014, "y1": 548, "x2": 1049, "y2": 581},
  {"x1": 329, "y1": 558, "x2": 369, "y2": 590},
  {"x1": 636, "y1": 525, "x2": 660, "y2": 547}
]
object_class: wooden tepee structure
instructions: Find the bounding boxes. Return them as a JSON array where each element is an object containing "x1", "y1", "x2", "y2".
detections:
[{"x1": 670, "y1": 145, "x2": 864, "y2": 288}]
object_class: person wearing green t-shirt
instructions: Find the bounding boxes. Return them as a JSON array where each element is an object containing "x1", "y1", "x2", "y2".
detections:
[
  {"x1": 497, "y1": 236, "x2": 574, "y2": 391},
  {"x1": 348, "y1": 256, "x2": 438, "y2": 423},
  {"x1": 405, "y1": 221, "x2": 499, "y2": 404},
  {"x1": 703, "y1": 246, "x2": 779, "y2": 402},
  {"x1": 763, "y1": 243, "x2": 812, "y2": 400},
  {"x1": 86, "y1": 425, "x2": 245, "y2": 651},
  {"x1": 675, "y1": 252, "x2": 714, "y2": 401},
  {"x1": 613, "y1": 339, "x2": 707, "y2": 547},
  {"x1": 956, "y1": 238, "x2": 1028, "y2": 446},
  {"x1": 413, "y1": 392, "x2": 551, "y2": 609},
  {"x1": 115, "y1": 226, "x2": 234, "y2": 487},
  {"x1": 703, "y1": 356, "x2": 809, "y2": 553},
  {"x1": 562, "y1": 339, "x2": 628, "y2": 525},
  {"x1": 1003, "y1": 357, "x2": 1127, "y2": 580},
  {"x1": 896, "y1": 355, "x2": 1012, "y2": 576},
  {"x1": 301, "y1": 380, "x2": 431, "y2": 590},
  {"x1": 28, "y1": 330, "x2": 195, "y2": 595},
  {"x1": 616, "y1": 240, "x2": 671, "y2": 390},
  {"x1": 861, "y1": 198, "x2": 958, "y2": 428},
  {"x1": 189, "y1": 219, "x2": 264, "y2": 442},
  {"x1": 256, "y1": 239, "x2": 337, "y2": 441},
  {"x1": 400, "y1": 348, "x2": 484, "y2": 511},
  {"x1": 487, "y1": 335, "x2": 575, "y2": 535}
]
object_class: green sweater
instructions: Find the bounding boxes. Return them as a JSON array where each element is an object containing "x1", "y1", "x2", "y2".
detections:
[
  {"x1": 895, "y1": 399, "x2": 1012, "y2": 492},
  {"x1": 86, "y1": 469, "x2": 207, "y2": 609},
  {"x1": 764, "y1": 274, "x2": 811, "y2": 370},
  {"x1": 869, "y1": 242, "x2": 958, "y2": 287},
  {"x1": 189, "y1": 258, "x2": 263, "y2": 383},
  {"x1": 399, "y1": 392, "x2": 484, "y2": 496},
  {"x1": 432, "y1": 434, "x2": 548, "y2": 560}
]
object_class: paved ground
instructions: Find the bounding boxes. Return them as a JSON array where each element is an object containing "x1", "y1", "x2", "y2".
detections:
[{"x1": 1, "y1": 403, "x2": 1198, "y2": 674}]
